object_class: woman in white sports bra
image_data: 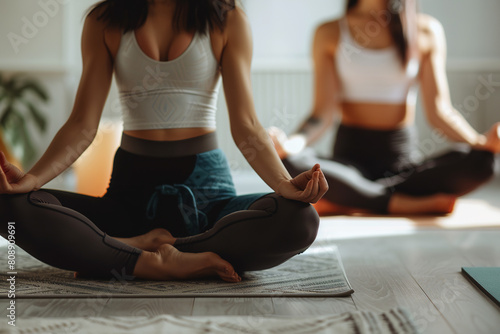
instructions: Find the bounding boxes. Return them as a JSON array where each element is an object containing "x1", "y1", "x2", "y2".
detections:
[
  {"x1": 270, "y1": 0, "x2": 500, "y2": 215},
  {"x1": 0, "y1": 1, "x2": 327, "y2": 282}
]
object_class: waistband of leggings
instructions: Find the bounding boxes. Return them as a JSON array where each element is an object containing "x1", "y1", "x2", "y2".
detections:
[
  {"x1": 336, "y1": 123, "x2": 417, "y2": 146},
  {"x1": 120, "y1": 131, "x2": 218, "y2": 158},
  {"x1": 334, "y1": 123, "x2": 417, "y2": 159},
  {"x1": 337, "y1": 123, "x2": 416, "y2": 138}
]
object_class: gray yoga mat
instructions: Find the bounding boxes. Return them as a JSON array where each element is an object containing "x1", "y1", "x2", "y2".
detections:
[{"x1": 0, "y1": 245, "x2": 353, "y2": 298}]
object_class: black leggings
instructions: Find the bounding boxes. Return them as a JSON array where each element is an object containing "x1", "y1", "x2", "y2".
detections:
[
  {"x1": 0, "y1": 133, "x2": 319, "y2": 278},
  {"x1": 284, "y1": 124, "x2": 496, "y2": 213}
]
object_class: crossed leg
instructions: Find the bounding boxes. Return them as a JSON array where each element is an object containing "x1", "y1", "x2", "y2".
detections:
[
  {"x1": 0, "y1": 191, "x2": 240, "y2": 282},
  {"x1": 0, "y1": 190, "x2": 319, "y2": 281}
]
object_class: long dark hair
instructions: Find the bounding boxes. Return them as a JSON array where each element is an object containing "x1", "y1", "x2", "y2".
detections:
[
  {"x1": 346, "y1": 0, "x2": 418, "y2": 65},
  {"x1": 86, "y1": 0, "x2": 236, "y2": 34}
]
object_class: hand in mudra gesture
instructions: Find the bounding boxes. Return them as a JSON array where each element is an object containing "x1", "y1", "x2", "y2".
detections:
[
  {"x1": 277, "y1": 164, "x2": 328, "y2": 204},
  {"x1": 0, "y1": 152, "x2": 38, "y2": 194}
]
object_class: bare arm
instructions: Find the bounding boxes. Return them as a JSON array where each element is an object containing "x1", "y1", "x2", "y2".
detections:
[
  {"x1": 0, "y1": 12, "x2": 113, "y2": 194},
  {"x1": 269, "y1": 22, "x2": 340, "y2": 157},
  {"x1": 419, "y1": 16, "x2": 498, "y2": 150},
  {"x1": 297, "y1": 22, "x2": 341, "y2": 145},
  {"x1": 221, "y1": 8, "x2": 328, "y2": 203}
]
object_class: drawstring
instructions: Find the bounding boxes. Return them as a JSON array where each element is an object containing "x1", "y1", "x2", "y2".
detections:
[{"x1": 146, "y1": 184, "x2": 206, "y2": 235}]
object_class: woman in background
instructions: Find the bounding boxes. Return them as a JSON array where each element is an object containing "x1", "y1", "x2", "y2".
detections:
[
  {"x1": 0, "y1": 0, "x2": 327, "y2": 282},
  {"x1": 270, "y1": 0, "x2": 499, "y2": 215}
]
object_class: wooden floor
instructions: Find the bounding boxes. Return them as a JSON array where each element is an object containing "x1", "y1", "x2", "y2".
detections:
[{"x1": 2, "y1": 183, "x2": 500, "y2": 333}]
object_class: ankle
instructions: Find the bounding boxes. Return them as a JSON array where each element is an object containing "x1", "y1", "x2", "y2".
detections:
[
  {"x1": 389, "y1": 193, "x2": 457, "y2": 215},
  {"x1": 132, "y1": 250, "x2": 163, "y2": 280}
]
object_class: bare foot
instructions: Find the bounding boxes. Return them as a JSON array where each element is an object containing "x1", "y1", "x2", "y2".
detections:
[
  {"x1": 133, "y1": 244, "x2": 241, "y2": 283},
  {"x1": 312, "y1": 198, "x2": 371, "y2": 216},
  {"x1": 389, "y1": 193, "x2": 457, "y2": 215},
  {"x1": 115, "y1": 228, "x2": 177, "y2": 251}
]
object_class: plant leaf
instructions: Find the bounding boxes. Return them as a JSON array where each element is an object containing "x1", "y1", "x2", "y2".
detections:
[
  {"x1": 6, "y1": 112, "x2": 23, "y2": 147},
  {"x1": 0, "y1": 102, "x2": 14, "y2": 128},
  {"x1": 23, "y1": 100, "x2": 47, "y2": 132},
  {"x1": 15, "y1": 81, "x2": 49, "y2": 101},
  {"x1": 18, "y1": 118, "x2": 37, "y2": 167}
]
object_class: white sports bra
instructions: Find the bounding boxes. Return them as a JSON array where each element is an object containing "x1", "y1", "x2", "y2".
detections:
[
  {"x1": 114, "y1": 30, "x2": 221, "y2": 131},
  {"x1": 335, "y1": 17, "x2": 419, "y2": 105}
]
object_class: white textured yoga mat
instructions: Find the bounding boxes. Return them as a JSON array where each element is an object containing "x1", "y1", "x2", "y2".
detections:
[
  {"x1": 1, "y1": 309, "x2": 419, "y2": 334},
  {"x1": 0, "y1": 245, "x2": 353, "y2": 298}
]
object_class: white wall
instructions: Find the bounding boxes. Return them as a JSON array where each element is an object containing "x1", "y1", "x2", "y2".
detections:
[
  {"x1": 245, "y1": 0, "x2": 500, "y2": 62},
  {"x1": 420, "y1": 0, "x2": 500, "y2": 61},
  {"x1": 243, "y1": 0, "x2": 344, "y2": 60},
  {"x1": 0, "y1": 0, "x2": 66, "y2": 65}
]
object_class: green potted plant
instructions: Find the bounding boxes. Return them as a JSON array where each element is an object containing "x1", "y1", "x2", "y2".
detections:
[{"x1": 0, "y1": 73, "x2": 49, "y2": 169}]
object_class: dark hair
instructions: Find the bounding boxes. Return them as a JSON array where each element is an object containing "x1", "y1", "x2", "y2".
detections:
[
  {"x1": 346, "y1": 0, "x2": 417, "y2": 65},
  {"x1": 86, "y1": 0, "x2": 236, "y2": 34}
]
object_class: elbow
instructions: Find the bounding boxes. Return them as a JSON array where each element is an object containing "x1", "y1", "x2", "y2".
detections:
[
  {"x1": 64, "y1": 117, "x2": 99, "y2": 144},
  {"x1": 425, "y1": 99, "x2": 449, "y2": 128},
  {"x1": 322, "y1": 110, "x2": 336, "y2": 128},
  {"x1": 425, "y1": 110, "x2": 443, "y2": 128},
  {"x1": 428, "y1": 97, "x2": 454, "y2": 121},
  {"x1": 230, "y1": 118, "x2": 263, "y2": 143},
  {"x1": 312, "y1": 107, "x2": 336, "y2": 126}
]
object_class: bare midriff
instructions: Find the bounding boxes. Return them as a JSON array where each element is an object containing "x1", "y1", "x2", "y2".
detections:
[
  {"x1": 340, "y1": 102, "x2": 415, "y2": 130},
  {"x1": 124, "y1": 127, "x2": 216, "y2": 141}
]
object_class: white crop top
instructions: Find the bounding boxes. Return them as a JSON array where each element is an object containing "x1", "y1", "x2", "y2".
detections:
[
  {"x1": 114, "y1": 30, "x2": 221, "y2": 130},
  {"x1": 335, "y1": 17, "x2": 420, "y2": 105}
]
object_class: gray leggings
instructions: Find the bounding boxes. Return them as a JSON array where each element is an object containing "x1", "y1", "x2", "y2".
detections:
[{"x1": 0, "y1": 133, "x2": 319, "y2": 278}]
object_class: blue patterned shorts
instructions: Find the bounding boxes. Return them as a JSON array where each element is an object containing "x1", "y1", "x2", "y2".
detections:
[{"x1": 144, "y1": 149, "x2": 269, "y2": 235}]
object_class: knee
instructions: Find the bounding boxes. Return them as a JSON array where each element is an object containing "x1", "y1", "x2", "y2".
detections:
[
  {"x1": 0, "y1": 191, "x2": 62, "y2": 220},
  {"x1": 286, "y1": 200, "x2": 320, "y2": 251},
  {"x1": 470, "y1": 150, "x2": 496, "y2": 182},
  {"x1": 0, "y1": 193, "x2": 25, "y2": 220},
  {"x1": 252, "y1": 193, "x2": 320, "y2": 252}
]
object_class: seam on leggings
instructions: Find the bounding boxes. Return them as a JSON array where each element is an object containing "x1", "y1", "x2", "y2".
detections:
[
  {"x1": 175, "y1": 196, "x2": 279, "y2": 246},
  {"x1": 27, "y1": 194, "x2": 141, "y2": 256},
  {"x1": 102, "y1": 233, "x2": 142, "y2": 255}
]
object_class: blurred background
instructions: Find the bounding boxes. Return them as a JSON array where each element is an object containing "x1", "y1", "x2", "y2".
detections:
[{"x1": 0, "y1": 0, "x2": 499, "y2": 196}]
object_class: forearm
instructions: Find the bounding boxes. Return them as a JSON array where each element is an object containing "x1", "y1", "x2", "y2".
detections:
[
  {"x1": 28, "y1": 120, "x2": 97, "y2": 189},
  {"x1": 431, "y1": 106, "x2": 486, "y2": 147},
  {"x1": 233, "y1": 123, "x2": 292, "y2": 192},
  {"x1": 295, "y1": 113, "x2": 333, "y2": 145},
  {"x1": 281, "y1": 111, "x2": 334, "y2": 156}
]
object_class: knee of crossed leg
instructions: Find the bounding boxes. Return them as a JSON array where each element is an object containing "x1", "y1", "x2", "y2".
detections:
[
  {"x1": 472, "y1": 151, "x2": 496, "y2": 183},
  {"x1": 277, "y1": 197, "x2": 320, "y2": 251},
  {"x1": 0, "y1": 193, "x2": 22, "y2": 220}
]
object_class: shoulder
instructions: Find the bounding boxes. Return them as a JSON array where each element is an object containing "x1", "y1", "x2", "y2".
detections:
[
  {"x1": 219, "y1": 5, "x2": 251, "y2": 43},
  {"x1": 83, "y1": 5, "x2": 108, "y2": 32},
  {"x1": 84, "y1": 4, "x2": 121, "y2": 60},
  {"x1": 417, "y1": 13, "x2": 446, "y2": 56},
  {"x1": 315, "y1": 19, "x2": 340, "y2": 42},
  {"x1": 224, "y1": 5, "x2": 251, "y2": 33},
  {"x1": 313, "y1": 19, "x2": 341, "y2": 55}
]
